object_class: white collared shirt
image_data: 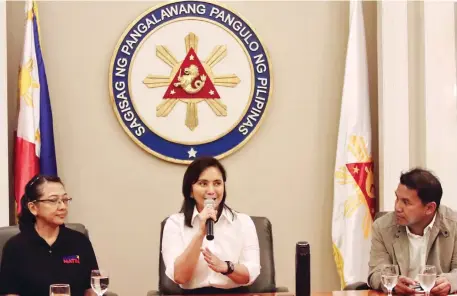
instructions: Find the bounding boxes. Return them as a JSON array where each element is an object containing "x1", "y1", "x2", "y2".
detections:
[
  {"x1": 406, "y1": 214, "x2": 436, "y2": 280},
  {"x1": 161, "y1": 207, "x2": 261, "y2": 289}
]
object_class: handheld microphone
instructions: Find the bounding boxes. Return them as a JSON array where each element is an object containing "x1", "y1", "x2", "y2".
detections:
[{"x1": 204, "y1": 198, "x2": 215, "y2": 241}]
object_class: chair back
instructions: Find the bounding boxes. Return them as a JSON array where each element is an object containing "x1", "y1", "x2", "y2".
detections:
[
  {"x1": 158, "y1": 216, "x2": 278, "y2": 294},
  {"x1": 0, "y1": 223, "x2": 88, "y2": 267}
]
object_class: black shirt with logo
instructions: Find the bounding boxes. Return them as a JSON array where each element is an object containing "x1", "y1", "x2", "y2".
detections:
[{"x1": 0, "y1": 225, "x2": 98, "y2": 296}]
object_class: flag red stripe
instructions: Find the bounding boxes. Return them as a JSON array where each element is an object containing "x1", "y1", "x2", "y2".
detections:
[{"x1": 14, "y1": 136, "x2": 39, "y2": 213}]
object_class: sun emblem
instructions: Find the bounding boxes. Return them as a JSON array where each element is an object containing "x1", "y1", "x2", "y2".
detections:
[
  {"x1": 335, "y1": 135, "x2": 376, "y2": 238},
  {"x1": 109, "y1": 1, "x2": 272, "y2": 163},
  {"x1": 18, "y1": 58, "x2": 40, "y2": 107},
  {"x1": 143, "y1": 32, "x2": 240, "y2": 131}
]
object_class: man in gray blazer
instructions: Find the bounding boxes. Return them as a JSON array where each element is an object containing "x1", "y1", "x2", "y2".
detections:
[{"x1": 368, "y1": 168, "x2": 457, "y2": 296}]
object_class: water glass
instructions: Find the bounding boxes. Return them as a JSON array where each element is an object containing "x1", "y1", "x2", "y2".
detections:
[
  {"x1": 91, "y1": 269, "x2": 110, "y2": 296},
  {"x1": 49, "y1": 283, "x2": 70, "y2": 296},
  {"x1": 418, "y1": 265, "x2": 437, "y2": 296},
  {"x1": 381, "y1": 264, "x2": 399, "y2": 296}
]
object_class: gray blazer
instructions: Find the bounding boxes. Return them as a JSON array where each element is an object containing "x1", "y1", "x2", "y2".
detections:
[{"x1": 368, "y1": 205, "x2": 457, "y2": 292}]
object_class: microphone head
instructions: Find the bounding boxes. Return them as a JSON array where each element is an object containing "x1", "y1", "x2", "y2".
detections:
[{"x1": 204, "y1": 198, "x2": 215, "y2": 208}]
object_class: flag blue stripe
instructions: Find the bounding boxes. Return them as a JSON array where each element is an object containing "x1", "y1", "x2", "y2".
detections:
[{"x1": 32, "y1": 11, "x2": 57, "y2": 176}]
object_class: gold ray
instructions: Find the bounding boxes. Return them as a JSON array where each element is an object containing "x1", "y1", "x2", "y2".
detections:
[
  {"x1": 332, "y1": 243, "x2": 347, "y2": 289},
  {"x1": 213, "y1": 74, "x2": 240, "y2": 87},
  {"x1": 185, "y1": 33, "x2": 198, "y2": 53},
  {"x1": 156, "y1": 46, "x2": 178, "y2": 68},
  {"x1": 335, "y1": 166, "x2": 354, "y2": 185},
  {"x1": 24, "y1": 95, "x2": 33, "y2": 107},
  {"x1": 35, "y1": 129, "x2": 41, "y2": 143},
  {"x1": 156, "y1": 99, "x2": 179, "y2": 117},
  {"x1": 348, "y1": 135, "x2": 370, "y2": 162},
  {"x1": 26, "y1": 8, "x2": 33, "y2": 20},
  {"x1": 185, "y1": 101, "x2": 198, "y2": 130},
  {"x1": 343, "y1": 194, "x2": 362, "y2": 218},
  {"x1": 205, "y1": 45, "x2": 227, "y2": 68},
  {"x1": 143, "y1": 75, "x2": 171, "y2": 88},
  {"x1": 206, "y1": 99, "x2": 227, "y2": 116},
  {"x1": 363, "y1": 210, "x2": 373, "y2": 238}
]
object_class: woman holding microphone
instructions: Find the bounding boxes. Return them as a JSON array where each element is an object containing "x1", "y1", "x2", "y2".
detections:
[{"x1": 161, "y1": 156, "x2": 261, "y2": 293}]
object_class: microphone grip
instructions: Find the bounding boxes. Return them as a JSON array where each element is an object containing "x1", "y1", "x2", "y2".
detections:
[
  {"x1": 206, "y1": 219, "x2": 214, "y2": 241},
  {"x1": 296, "y1": 241, "x2": 310, "y2": 296}
]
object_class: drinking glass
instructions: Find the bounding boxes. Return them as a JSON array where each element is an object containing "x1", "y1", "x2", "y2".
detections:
[
  {"x1": 381, "y1": 264, "x2": 399, "y2": 296},
  {"x1": 418, "y1": 265, "x2": 437, "y2": 296},
  {"x1": 91, "y1": 269, "x2": 109, "y2": 296},
  {"x1": 49, "y1": 283, "x2": 70, "y2": 296}
]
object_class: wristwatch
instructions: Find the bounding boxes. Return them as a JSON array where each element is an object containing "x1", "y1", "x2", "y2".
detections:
[{"x1": 221, "y1": 261, "x2": 235, "y2": 275}]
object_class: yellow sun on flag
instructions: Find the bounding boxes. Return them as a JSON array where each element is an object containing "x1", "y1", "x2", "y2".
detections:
[
  {"x1": 18, "y1": 58, "x2": 40, "y2": 107},
  {"x1": 35, "y1": 129, "x2": 41, "y2": 143},
  {"x1": 335, "y1": 135, "x2": 375, "y2": 239}
]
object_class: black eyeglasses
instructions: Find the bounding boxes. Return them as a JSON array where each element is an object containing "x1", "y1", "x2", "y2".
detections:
[{"x1": 34, "y1": 197, "x2": 73, "y2": 206}]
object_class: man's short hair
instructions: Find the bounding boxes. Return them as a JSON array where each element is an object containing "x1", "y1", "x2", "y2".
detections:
[{"x1": 400, "y1": 168, "x2": 443, "y2": 207}]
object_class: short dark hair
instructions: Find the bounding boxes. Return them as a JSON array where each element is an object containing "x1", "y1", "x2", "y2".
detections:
[
  {"x1": 18, "y1": 174, "x2": 63, "y2": 231},
  {"x1": 180, "y1": 156, "x2": 234, "y2": 227},
  {"x1": 400, "y1": 168, "x2": 442, "y2": 208}
]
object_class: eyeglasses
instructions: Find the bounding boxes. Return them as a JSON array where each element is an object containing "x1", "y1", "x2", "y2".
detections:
[{"x1": 34, "y1": 197, "x2": 73, "y2": 206}]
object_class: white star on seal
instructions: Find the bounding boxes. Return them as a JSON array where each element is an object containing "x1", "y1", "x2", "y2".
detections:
[
  {"x1": 188, "y1": 147, "x2": 197, "y2": 158},
  {"x1": 170, "y1": 89, "x2": 176, "y2": 95},
  {"x1": 190, "y1": 55, "x2": 195, "y2": 61},
  {"x1": 209, "y1": 90, "x2": 214, "y2": 95}
]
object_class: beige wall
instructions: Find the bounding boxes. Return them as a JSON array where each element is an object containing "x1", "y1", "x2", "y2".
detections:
[
  {"x1": 408, "y1": 0, "x2": 426, "y2": 169},
  {"x1": 378, "y1": 1, "x2": 457, "y2": 211},
  {"x1": 0, "y1": 0, "x2": 8, "y2": 227},
  {"x1": 6, "y1": 1, "x2": 378, "y2": 295}
]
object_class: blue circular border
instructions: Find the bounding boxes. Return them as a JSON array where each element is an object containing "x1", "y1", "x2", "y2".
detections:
[{"x1": 110, "y1": 0, "x2": 271, "y2": 162}]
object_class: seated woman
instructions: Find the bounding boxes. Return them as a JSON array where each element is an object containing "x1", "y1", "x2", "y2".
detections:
[
  {"x1": 0, "y1": 175, "x2": 98, "y2": 296},
  {"x1": 162, "y1": 156, "x2": 261, "y2": 293}
]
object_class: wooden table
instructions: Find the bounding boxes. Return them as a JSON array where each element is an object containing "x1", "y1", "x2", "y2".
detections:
[
  {"x1": 169, "y1": 291, "x2": 386, "y2": 296},
  {"x1": 315, "y1": 291, "x2": 385, "y2": 296}
]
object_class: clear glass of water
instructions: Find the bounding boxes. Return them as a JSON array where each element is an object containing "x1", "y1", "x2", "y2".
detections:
[
  {"x1": 381, "y1": 264, "x2": 399, "y2": 296},
  {"x1": 419, "y1": 265, "x2": 437, "y2": 296},
  {"x1": 91, "y1": 269, "x2": 109, "y2": 296},
  {"x1": 49, "y1": 283, "x2": 70, "y2": 296}
]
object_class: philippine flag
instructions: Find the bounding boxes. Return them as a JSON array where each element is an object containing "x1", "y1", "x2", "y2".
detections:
[{"x1": 14, "y1": 0, "x2": 57, "y2": 213}]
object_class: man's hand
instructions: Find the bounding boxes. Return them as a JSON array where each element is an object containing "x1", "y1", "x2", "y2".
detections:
[
  {"x1": 394, "y1": 276, "x2": 416, "y2": 295},
  {"x1": 431, "y1": 276, "x2": 451, "y2": 296}
]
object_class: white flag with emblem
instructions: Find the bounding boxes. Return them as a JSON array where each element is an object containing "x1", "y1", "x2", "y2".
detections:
[{"x1": 332, "y1": 0, "x2": 376, "y2": 288}]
